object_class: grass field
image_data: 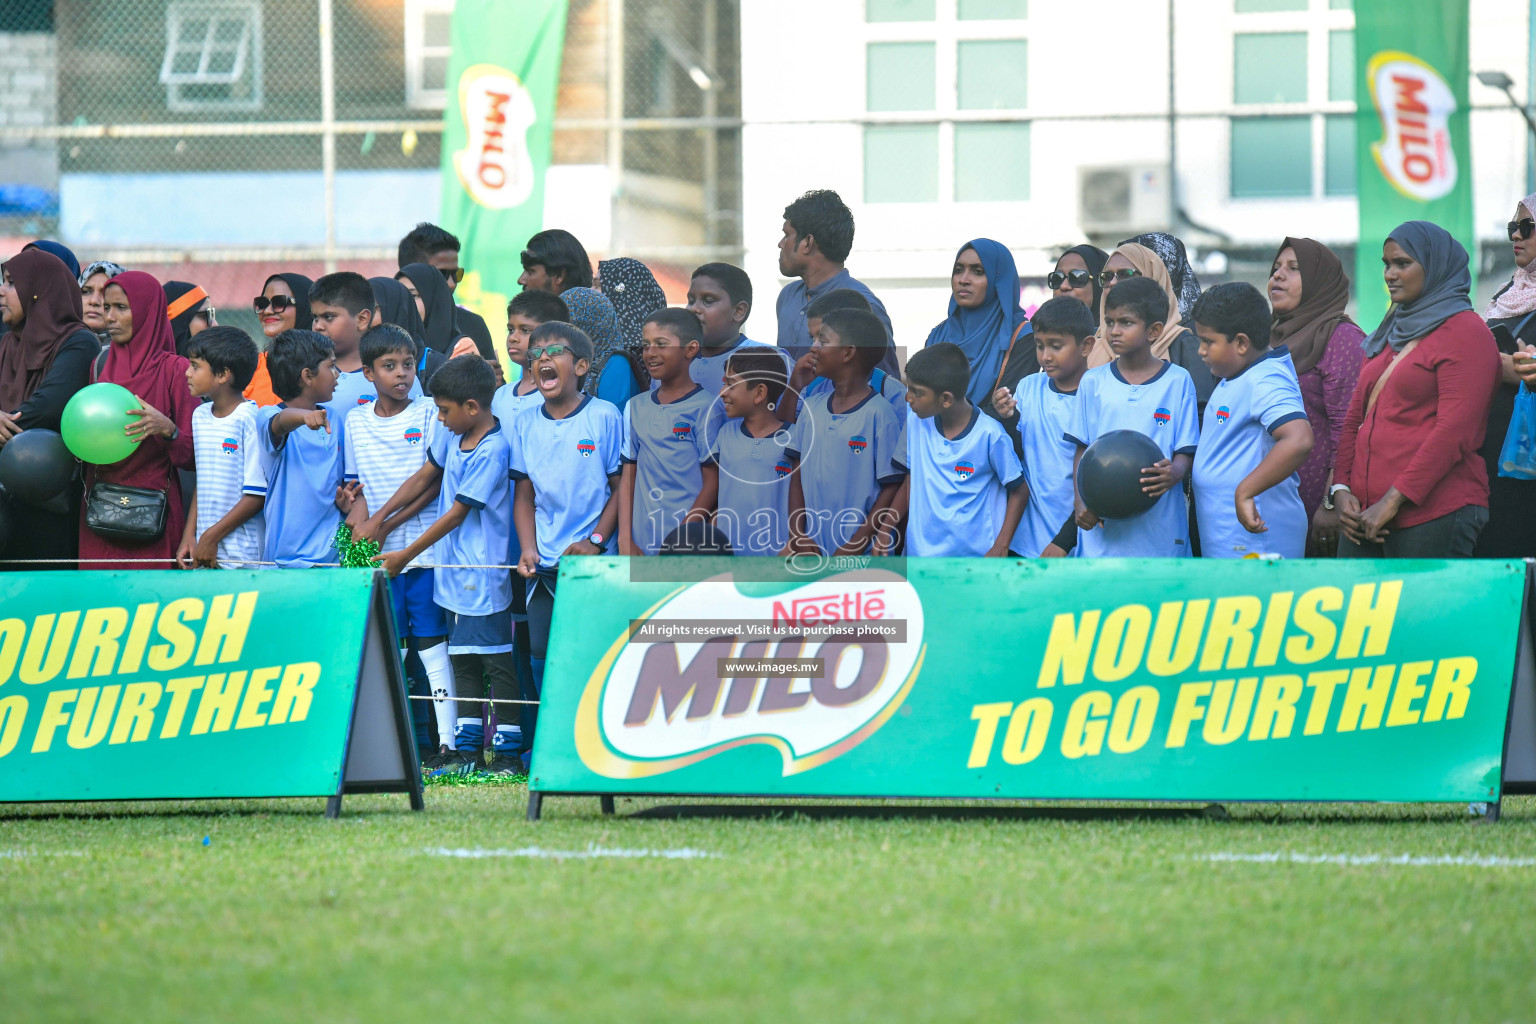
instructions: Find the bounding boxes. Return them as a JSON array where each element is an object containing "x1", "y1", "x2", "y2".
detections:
[{"x1": 4, "y1": 782, "x2": 1535, "y2": 1023}]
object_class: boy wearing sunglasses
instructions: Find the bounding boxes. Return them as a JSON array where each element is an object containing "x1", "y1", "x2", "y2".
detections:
[
  {"x1": 510, "y1": 322, "x2": 624, "y2": 726},
  {"x1": 618, "y1": 308, "x2": 718, "y2": 556}
]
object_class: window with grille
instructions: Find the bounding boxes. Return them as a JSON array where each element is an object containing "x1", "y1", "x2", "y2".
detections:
[
  {"x1": 406, "y1": 0, "x2": 456, "y2": 110},
  {"x1": 862, "y1": 0, "x2": 1029, "y2": 205},
  {"x1": 159, "y1": 1, "x2": 263, "y2": 113}
]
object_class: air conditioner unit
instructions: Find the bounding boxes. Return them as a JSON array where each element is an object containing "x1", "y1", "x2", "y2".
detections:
[{"x1": 1079, "y1": 166, "x2": 1172, "y2": 238}]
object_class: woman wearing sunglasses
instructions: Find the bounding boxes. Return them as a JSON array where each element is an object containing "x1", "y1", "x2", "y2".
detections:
[
  {"x1": 242, "y1": 272, "x2": 313, "y2": 407},
  {"x1": 1267, "y1": 237, "x2": 1363, "y2": 556},
  {"x1": 1476, "y1": 193, "x2": 1536, "y2": 558},
  {"x1": 1047, "y1": 245, "x2": 1108, "y2": 324},
  {"x1": 1086, "y1": 242, "x2": 1216, "y2": 406}
]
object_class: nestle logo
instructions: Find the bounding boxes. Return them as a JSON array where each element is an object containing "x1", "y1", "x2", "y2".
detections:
[{"x1": 771, "y1": 589, "x2": 886, "y2": 629}]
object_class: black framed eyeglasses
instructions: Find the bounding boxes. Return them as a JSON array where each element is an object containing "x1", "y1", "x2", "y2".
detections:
[
  {"x1": 1048, "y1": 269, "x2": 1094, "y2": 290},
  {"x1": 527, "y1": 343, "x2": 569, "y2": 360},
  {"x1": 253, "y1": 295, "x2": 296, "y2": 314},
  {"x1": 1509, "y1": 218, "x2": 1535, "y2": 241},
  {"x1": 440, "y1": 266, "x2": 465, "y2": 284},
  {"x1": 1098, "y1": 268, "x2": 1140, "y2": 288}
]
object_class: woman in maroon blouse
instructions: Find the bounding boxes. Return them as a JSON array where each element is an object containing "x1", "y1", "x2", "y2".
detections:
[
  {"x1": 1334, "y1": 221, "x2": 1500, "y2": 558},
  {"x1": 1266, "y1": 237, "x2": 1364, "y2": 555},
  {"x1": 78, "y1": 271, "x2": 197, "y2": 569}
]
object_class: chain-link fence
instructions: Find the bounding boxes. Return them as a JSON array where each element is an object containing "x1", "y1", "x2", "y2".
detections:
[{"x1": 0, "y1": 0, "x2": 741, "y2": 330}]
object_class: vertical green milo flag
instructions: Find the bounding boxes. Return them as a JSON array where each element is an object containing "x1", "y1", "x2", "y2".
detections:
[
  {"x1": 1353, "y1": 0, "x2": 1474, "y2": 330},
  {"x1": 439, "y1": 0, "x2": 568, "y2": 370}
]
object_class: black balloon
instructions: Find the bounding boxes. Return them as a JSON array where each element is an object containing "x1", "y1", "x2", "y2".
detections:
[
  {"x1": 1078, "y1": 429, "x2": 1165, "y2": 521},
  {"x1": 0, "y1": 429, "x2": 75, "y2": 508}
]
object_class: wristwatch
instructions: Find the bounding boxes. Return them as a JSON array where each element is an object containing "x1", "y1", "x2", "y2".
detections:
[
  {"x1": 588, "y1": 531, "x2": 605, "y2": 547},
  {"x1": 1324, "y1": 483, "x2": 1350, "y2": 511}
]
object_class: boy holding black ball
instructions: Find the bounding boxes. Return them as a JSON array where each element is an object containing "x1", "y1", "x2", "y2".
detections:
[{"x1": 1065, "y1": 277, "x2": 1198, "y2": 557}]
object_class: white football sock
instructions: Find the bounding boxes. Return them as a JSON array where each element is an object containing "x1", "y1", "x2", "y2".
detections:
[{"x1": 417, "y1": 642, "x2": 456, "y2": 749}]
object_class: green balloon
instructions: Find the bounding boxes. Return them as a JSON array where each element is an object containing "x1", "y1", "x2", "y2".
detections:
[{"x1": 61, "y1": 382, "x2": 144, "y2": 465}]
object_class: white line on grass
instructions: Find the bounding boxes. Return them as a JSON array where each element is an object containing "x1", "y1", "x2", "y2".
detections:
[
  {"x1": 1196, "y1": 852, "x2": 1536, "y2": 868},
  {"x1": 0, "y1": 850, "x2": 87, "y2": 859},
  {"x1": 426, "y1": 845, "x2": 718, "y2": 861}
]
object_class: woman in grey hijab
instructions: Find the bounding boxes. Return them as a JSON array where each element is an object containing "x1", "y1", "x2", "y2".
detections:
[
  {"x1": 1121, "y1": 232, "x2": 1201, "y2": 324},
  {"x1": 1332, "y1": 221, "x2": 1501, "y2": 558}
]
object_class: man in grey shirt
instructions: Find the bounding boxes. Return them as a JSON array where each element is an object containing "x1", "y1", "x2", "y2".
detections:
[{"x1": 774, "y1": 190, "x2": 899, "y2": 374}]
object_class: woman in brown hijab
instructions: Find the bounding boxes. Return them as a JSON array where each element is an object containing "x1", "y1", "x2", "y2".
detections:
[
  {"x1": 0, "y1": 247, "x2": 100, "y2": 567},
  {"x1": 1266, "y1": 237, "x2": 1364, "y2": 555}
]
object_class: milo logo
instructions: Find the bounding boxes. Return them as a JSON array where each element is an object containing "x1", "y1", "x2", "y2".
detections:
[
  {"x1": 1367, "y1": 50, "x2": 1458, "y2": 202},
  {"x1": 452, "y1": 63, "x2": 537, "y2": 210},
  {"x1": 574, "y1": 570, "x2": 925, "y2": 779}
]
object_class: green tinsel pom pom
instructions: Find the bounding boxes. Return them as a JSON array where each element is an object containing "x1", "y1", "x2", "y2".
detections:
[{"x1": 334, "y1": 524, "x2": 383, "y2": 569}]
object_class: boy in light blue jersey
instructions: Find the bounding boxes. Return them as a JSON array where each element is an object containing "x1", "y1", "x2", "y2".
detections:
[
  {"x1": 490, "y1": 289, "x2": 566, "y2": 429},
  {"x1": 1066, "y1": 278, "x2": 1199, "y2": 558},
  {"x1": 378, "y1": 356, "x2": 523, "y2": 773},
  {"x1": 684, "y1": 262, "x2": 792, "y2": 442},
  {"x1": 789, "y1": 288, "x2": 908, "y2": 420},
  {"x1": 178, "y1": 327, "x2": 269, "y2": 569},
  {"x1": 787, "y1": 309, "x2": 905, "y2": 556},
  {"x1": 991, "y1": 297, "x2": 1097, "y2": 557},
  {"x1": 338, "y1": 324, "x2": 458, "y2": 767},
  {"x1": 1191, "y1": 282, "x2": 1315, "y2": 558},
  {"x1": 711, "y1": 347, "x2": 800, "y2": 556},
  {"x1": 512, "y1": 322, "x2": 624, "y2": 715},
  {"x1": 893, "y1": 343, "x2": 1025, "y2": 557},
  {"x1": 620, "y1": 308, "x2": 718, "y2": 555},
  {"x1": 310, "y1": 272, "x2": 422, "y2": 424},
  {"x1": 257, "y1": 329, "x2": 344, "y2": 568}
]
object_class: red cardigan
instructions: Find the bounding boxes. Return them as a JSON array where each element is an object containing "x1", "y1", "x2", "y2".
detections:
[{"x1": 1334, "y1": 310, "x2": 1500, "y2": 529}]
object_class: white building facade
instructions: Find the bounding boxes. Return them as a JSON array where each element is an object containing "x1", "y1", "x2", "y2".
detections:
[{"x1": 740, "y1": 0, "x2": 1535, "y2": 349}]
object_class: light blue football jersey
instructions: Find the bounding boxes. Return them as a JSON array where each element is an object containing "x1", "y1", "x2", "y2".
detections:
[
  {"x1": 710, "y1": 421, "x2": 799, "y2": 556},
  {"x1": 510, "y1": 396, "x2": 624, "y2": 568},
  {"x1": 257, "y1": 404, "x2": 344, "y2": 568},
  {"x1": 1008, "y1": 372, "x2": 1080, "y2": 557},
  {"x1": 429, "y1": 423, "x2": 513, "y2": 616},
  {"x1": 622, "y1": 385, "x2": 715, "y2": 554},
  {"x1": 895, "y1": 407, "x2": 1023, "y2": 557},
  {"x1": 1193, "y1": 348, "x2": 1309, "y2": 559},
  {"x1": 788, "y1": 389, "x2": 905, "y2": 555},
  {"x1": 1064, "y1": 361, "x2": 1199, "y2": 558}
]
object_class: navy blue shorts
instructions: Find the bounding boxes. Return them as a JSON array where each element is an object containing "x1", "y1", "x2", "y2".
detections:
[
  {"x1": 390, "y1": 567, "x2": 449, "y2": 639},
  {"x1": 448, "y1": 610, "x2": 514, "y2": 655}
]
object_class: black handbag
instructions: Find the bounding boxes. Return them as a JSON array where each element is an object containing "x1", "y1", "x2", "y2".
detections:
[{"x1": 84, "y1": 482, "x2": 168, "y2": 544}]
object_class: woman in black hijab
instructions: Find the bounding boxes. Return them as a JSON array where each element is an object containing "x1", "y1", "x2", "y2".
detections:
[
  {"x1": 1049, "y1": 244, "x2": 1109, "y2": 324},
  {"x1": 371, "y1": 275, "x2": 444, "y2": 393},
  {"x1": 397, "y1": 263, "x2": 471, "y2": 363},
  {"x1": 163, "y1": 280, "x2": 214, "y2": 356}
]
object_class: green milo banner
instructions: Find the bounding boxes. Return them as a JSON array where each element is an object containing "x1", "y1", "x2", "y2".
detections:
[
  {"x1": 0, "y1": 571, "x2": 419, "y2": 811},
  {"x1": 1353, "y1": 0, "x2": 1474, "y2": 330},
  {"x1": 531, "y1": 558, "x2": 1526, "y2": 804},
  {"x1": 439, "y1": 0, "x2": 568, "y2": 366}
]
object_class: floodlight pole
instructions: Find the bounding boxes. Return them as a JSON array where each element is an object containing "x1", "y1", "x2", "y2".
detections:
[{"x1": 319, "y1": 0, "x2": 338, "y2": 274}]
